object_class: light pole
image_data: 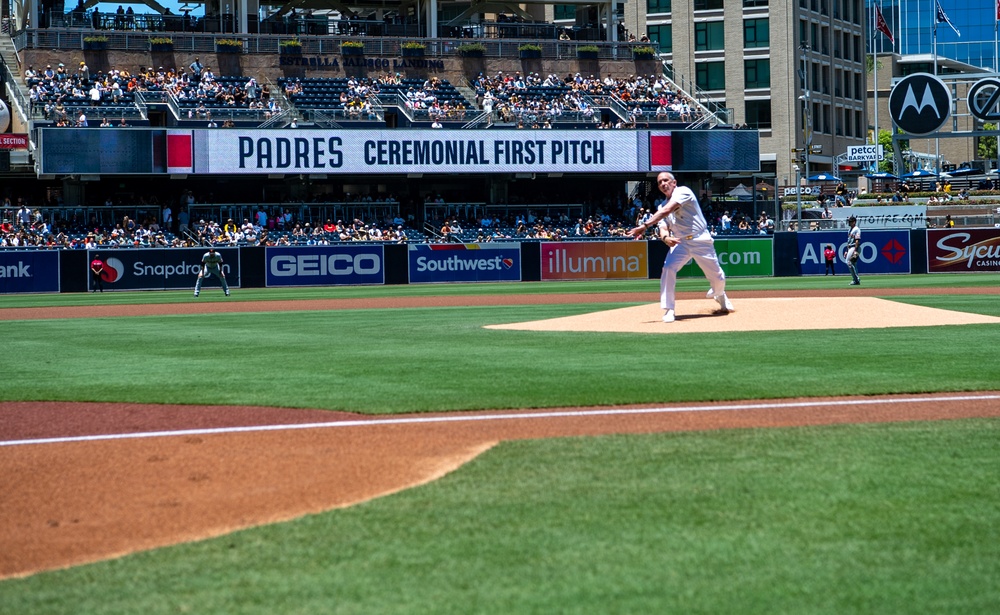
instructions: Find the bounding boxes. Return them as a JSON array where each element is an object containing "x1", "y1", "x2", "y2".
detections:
[
  {"x1": 794, "y1": 164, "x2": 802, "y2": 231},
  {"x1": 799, "y1": 43, "x2": 812, "y2": 181}
]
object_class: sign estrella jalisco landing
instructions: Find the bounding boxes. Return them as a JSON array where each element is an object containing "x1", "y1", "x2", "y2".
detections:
[{"x1": 888, "y1": 73, "x2": 951, "y2": 136}]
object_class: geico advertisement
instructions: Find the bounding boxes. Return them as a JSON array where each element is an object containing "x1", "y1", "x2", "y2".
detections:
[
  {"x1": 677, "y1": 238, "x2": 773, "y2": 278},
  {"x1": 87, "y1": 248, "x2": 239, "y2": 290},
  {"x1": 266, "y1": 245, "x2": 385, "y2": 286},
  {"x1": 540, "y1": 241, "x2": 648, "y2": 280},
  {"x1": 408, "y1": 243, "x2": 521, "y2": 283},
  {"x1": 0, "y1": 250, "x2": 60, "y2": 293},
  {"x1": 796, "y1": 230, "x2": 910, "y2": 275},
  {"x1": 927, "y1": 228, "x2": 1000, "y2": 272}
]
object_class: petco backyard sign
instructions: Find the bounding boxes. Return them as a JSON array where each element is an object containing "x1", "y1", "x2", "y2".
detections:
[
  {"x1": 193, "y1": 129, "x2": 642, "y2": 174},
  {"x1": 846, "y1": 144, "x2": 884, "y2": 162}
]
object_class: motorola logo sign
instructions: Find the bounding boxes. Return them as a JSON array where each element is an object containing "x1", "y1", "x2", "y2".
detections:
[
  {"x1": 888, "y1": 73, "x2": 951, "y2": 136},
  {"x1": 967, "y1": 78, "x2": 1000, "y2": 122}
]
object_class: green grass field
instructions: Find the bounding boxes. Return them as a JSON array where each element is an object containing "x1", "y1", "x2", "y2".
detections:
[{"x1": 2, "y1": 274, "x2": 999, "y2": 613}]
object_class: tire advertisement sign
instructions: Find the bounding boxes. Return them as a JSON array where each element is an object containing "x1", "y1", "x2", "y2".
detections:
[
  {"x1": 540, "y1": 241, "x2": 648, "y2": 280},
  {"x1": 408, "y1": 243, "x2": 522, "y2": 284},
  {"x1": 266, "y1": 245, "x2": 385, "y2": 286},
  {"x1": 677, "y1": 238, "x2": 773, "y2": 278},
  {"x1": 0, "y1": 250, "x2": 59, "y2": 293},
  {"x1": 86, "y1": 248, "x2": 239, "y2": 291},
  {"x1": 796, "y1": 230, "x2": 911, "y2": 275},
  {"x1": 927, "y1": 228, "x2": 1000, "y2": 272}
]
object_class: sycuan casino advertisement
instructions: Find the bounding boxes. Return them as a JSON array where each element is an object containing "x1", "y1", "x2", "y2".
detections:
[
  {"x1": 927, "y1": 229, "x2": 1000, "y2": 273},
  {"x1": 540, "y1": 241, "x2": 648, "y2": 280}
]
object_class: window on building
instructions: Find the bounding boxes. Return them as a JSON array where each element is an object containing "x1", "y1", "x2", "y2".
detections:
[
  {"x1": 647, "y1": 0, "x2": 671, "y2": 14},
  {"x1": 695, "y1": 61, "x2": 726, "y2": 91},
  {"x1": 554, "y1": 5, "x2": 576, "y2": 20},
  {"x1": 743, "y1": 0, "x2": 769, "y2": 6},
  {"x1": 695, "y1": 21, "x2": 725, "y2": 51},
  {"x1": 745, "y1": 99, "x2": 772, "y2": 129},
  {"x1": 694, "y1": 0, "x2": 724, "y2": 10},
  {"x1": 744, "y1": 18, "x2": 769, "y2": 48},
  {"x1": 648, "y1": 24, "x2": 672, "y2": 53},
  {"x1": 745, "y1": 59, "x2": 771, "y2": 88},
  {"x1": 855, "y1": 110, "x2": 864, "y2": 137},
  {"x1": 856, "y1": 73, "x2": 864, "y2": 101}
]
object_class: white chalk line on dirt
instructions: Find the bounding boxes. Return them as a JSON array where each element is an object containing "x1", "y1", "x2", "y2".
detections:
[{"x1": 3, "y1": 394, "x2": 999, "y2": 448}]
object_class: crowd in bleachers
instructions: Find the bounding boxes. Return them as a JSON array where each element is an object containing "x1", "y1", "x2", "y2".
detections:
[
  {"x1": 25, "y1": 48, "x2": 703, "y2": 129},
  {"x1": 473, "y1": 71, "x2": 701, "y2": 128},
  {"x1": 26, "y1": 57, "x2": 281, "y2": 126}
]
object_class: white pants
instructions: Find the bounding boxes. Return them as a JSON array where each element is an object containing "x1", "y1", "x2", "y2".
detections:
[{"x1": 659, "y1": 234, "x2": 727, "y2": 310}]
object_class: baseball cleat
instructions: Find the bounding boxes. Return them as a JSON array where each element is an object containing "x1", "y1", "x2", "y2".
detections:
[
  {"x1": 662, "y1": 309, "x2": 675, "y2": 323},
  {"x1": 706, "y1": 288, "x2": 715, "y2": 299},
  {"x1": 716, "y1": 293, "x2": 735, "y2": 312},
  {"x1": 194, "y1": 292, "x2": 199, "y2": 297}
]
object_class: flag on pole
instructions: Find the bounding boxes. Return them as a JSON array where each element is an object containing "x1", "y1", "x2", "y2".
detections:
[
  {"x1": 936, "y1": 1, "x2": 961, "y2": 37},
  {"x1": 996, "y1": 0, "x2": 999, "y2": 21},
  {"x1": 875, "y1": 5, "x2": 894, "y2": 45}
]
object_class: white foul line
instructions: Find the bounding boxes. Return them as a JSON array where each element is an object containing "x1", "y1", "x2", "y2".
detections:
[{"x1": 2, "y1": 394, "x2": 999, "y2": 448}]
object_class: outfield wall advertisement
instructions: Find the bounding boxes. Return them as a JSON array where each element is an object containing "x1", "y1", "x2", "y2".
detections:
[
  {"x1": 796, "y1": 230, "x2": 911, "y2": 275},
  {"x1": 85, "y1": 248, "x2": 240, "y2": 291},
  {"x1": 266, "y1": 245, "x2": 386, "y2": 286},
  {"x1": 408, "y1": 243, "x2": 521, "y2": 283},
  {"x1": 0, "y1": 251, "x2": 59, "y2": 293},
  {"x1": 927, "y1": 228, "x2": 1000, "y2": 273},
  {"x1": 677, "y1": 238, "x2": 773, "y2": 278},
  {"x1": 540, "y1": 241, "x2": 648, "y2": 280}
]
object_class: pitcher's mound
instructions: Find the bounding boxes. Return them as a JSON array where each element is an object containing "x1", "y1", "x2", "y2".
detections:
[{"x1": 486, "y1": 297, "x2": 1000, "y2": 334}]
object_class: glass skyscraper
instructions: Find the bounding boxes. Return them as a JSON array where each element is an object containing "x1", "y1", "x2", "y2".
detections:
[{"x1": 873, "y1": 0, "x2": 1000, "y2": 70}]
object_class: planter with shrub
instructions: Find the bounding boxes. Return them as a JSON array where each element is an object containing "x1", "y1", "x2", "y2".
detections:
[
  {"x1": 457, "y1": 43, "x2": 486, "y2": 58},
  {"x1": 341, "y1": 40, "x2": 365, "y2": 56},
  {"x1": 401, "y1": 41, "x2": 426, "y2": 57},
  {"x1": 83, "y1": 35, "x2": 108, "y2": 51},
  {"x1": 215, "y1": 38, "x2": 243, "y2": 54},
  {"x1": 632, "y1": 46, "x2": 657, "y2": 60},
  {"x1": 148, "y1": 37, "x2": 173, "y2": 52},
  {"x1": 518, "y1": 44, "x2": 542, "y2": 59},
  {"x1": 279, "y1": 39, "x2": 302, "y2": 55},
  {"x1": 577, "y1": 45, "x2": 599, "y2": 60}
]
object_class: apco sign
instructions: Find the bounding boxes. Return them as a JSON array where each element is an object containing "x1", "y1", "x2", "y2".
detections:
[
  {"x1": 888, "y1": 73, "x2": 951, "y2": 136},
  {"x1": 540, "y1": 241, "x2": 648, "y2": 280},
  {"x1": 797, "y1": 230, "x2": 911, "y2": 275},
  {"x1": 927, "y1": 228, "x2": 1000, "y2": 272}
]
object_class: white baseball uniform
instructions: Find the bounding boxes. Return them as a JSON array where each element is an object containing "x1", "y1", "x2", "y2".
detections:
[{"x1": 658, "y1": 186, "x2": 727, "y2": 311}]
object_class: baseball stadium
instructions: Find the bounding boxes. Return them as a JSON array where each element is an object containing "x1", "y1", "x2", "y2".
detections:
[{"x1": 2, "y1": 0, "x2": 1000, "y2": 612}]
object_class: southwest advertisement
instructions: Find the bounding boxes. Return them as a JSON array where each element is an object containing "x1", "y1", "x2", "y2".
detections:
[
  {"x1": 540, "y1": 241, "x2": 648, "y2": 280},
  {"x1": 408, "y1": 243, "x2": 522, "y2": 284},
  {"x1": 677, "y1": 238, "x2": 773, "y2": 278},
  {"x1": 927, "y1": 228, "x2": 1000, "y2": 273},
  {"x1": 0, "y1": 250, "x2": 59, "y2": 293},
  {"x1": 86, "y1": 248, "x2": 239, "y2": 291},
  {"x1": 266, "y1": 245, "x2": 385, "y2": 286},
  {"x1": 796, "y1": 230, "x2": 911, "y2": 275}
]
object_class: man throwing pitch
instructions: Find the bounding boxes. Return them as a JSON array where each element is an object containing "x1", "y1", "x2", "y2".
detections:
[
  {"x1": 194, "y1": 247, "x2": 230, "y2": 297},
  {"x1": 628, "y1": 172, "x2": 734, "y2": 323}
]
